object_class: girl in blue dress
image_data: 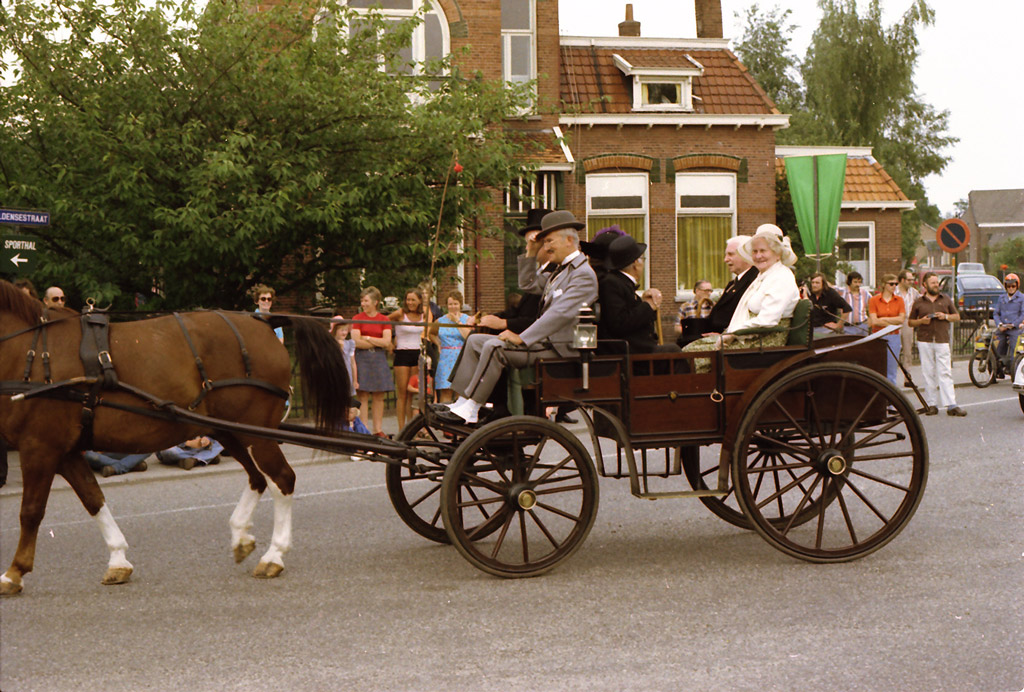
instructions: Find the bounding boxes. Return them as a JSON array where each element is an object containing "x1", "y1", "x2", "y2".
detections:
[{"x1": 431, "y1": 290, "x2": 473, "y2": 403}]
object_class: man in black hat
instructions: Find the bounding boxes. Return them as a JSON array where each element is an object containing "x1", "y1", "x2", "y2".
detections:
[
  {"x1": 596, "y1": 234, "x2": 669, "y2": 354},
  {"x1": 579, "y1": 224, "x2": 626, "y2": 280},
  {"x1": 436, "y1": 210, "x2": 598, "y2": 425}
]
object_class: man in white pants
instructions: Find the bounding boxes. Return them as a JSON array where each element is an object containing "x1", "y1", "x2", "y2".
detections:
[{"x1": 908, "y1": 272, "x2": 966, "y2": 416}]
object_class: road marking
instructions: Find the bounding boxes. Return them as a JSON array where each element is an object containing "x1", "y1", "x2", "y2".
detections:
[
  {"x1": 0, "y1": 483, "x2": 387, "y2": 533},
  {"x1": 955, "y1": 396, "x2": 1020, "y2": 408}
]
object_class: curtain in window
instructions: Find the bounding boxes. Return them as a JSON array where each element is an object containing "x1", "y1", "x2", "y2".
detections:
[
  {"x1": 586, "y1": 216, "x2": 645, "y2": 243},
  {"x1": 676, "y1": 216, "x2": 730, "y2": 290}
]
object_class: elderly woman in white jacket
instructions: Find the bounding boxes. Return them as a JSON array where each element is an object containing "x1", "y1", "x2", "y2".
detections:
[{"x1": 683, "y1": 225, "x2": 800, "y2": 364}]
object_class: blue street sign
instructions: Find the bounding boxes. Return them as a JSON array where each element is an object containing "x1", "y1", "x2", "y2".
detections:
[{"x1": 0, "y1": 209, "x2": 50, "y2": 226}]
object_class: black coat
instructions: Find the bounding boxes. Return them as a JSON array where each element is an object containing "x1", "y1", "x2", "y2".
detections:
[
  {"x1": 708, "y1": 267, "x2": 758, "y2": 333},
  {"x1": 497, "y1": 292, "x2": 541, "y2": 335},
  {"x1": 596, "y1": 271, "x2": 659, "y2": 354}
]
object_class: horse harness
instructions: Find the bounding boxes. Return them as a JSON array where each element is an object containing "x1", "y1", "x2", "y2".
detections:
[{"x1": 2, "y1": 309, "x2": 289, "y2": 450}]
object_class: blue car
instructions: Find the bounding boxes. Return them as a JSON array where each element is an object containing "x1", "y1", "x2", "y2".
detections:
[{"x1": 940, "y1": 273, "x2": 1005, "y2": 315}]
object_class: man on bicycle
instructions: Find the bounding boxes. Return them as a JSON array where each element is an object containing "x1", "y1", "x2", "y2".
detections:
[{"x1": 992, "y1": 273, "x2": 1023, "y2": 375}]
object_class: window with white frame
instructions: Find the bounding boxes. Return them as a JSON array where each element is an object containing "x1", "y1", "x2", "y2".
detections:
[
  {"x1": 501, "y1": 0, "x2": 536, "y2": 102},
  {"x1": 675, "y1": 173, "x2": 735, "y2": 292},
  {"x1": 835, "y1": 222, "x2": 874, "y2": 287},
  {"x1": 331, "y1": 0, "x2": 448, "y2": 78},
  {"x1": 504, "y1": 172, "x2": 558, "y2": 214},
  {"x1": 586, "y1": 173, "x2": 649, "y2": 284}
]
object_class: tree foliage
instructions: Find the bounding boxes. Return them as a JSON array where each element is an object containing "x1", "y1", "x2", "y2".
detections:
[
  {"x1": 735, "y1": 0, "x2": 957, "y2": 264},
  {"x1": 993, "y1": 237, "x2": 1024, "y2": 275},
  {"x1": 0, "y1": 0, "x2": 536, "y2": 308}
]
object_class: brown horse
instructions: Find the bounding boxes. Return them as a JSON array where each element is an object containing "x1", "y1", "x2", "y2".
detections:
[{"x1": 0, "y1": 279, "x2": 349, "y2": 595}]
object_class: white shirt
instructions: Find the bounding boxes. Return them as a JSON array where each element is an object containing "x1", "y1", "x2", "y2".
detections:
[{"x1": 726, "y1": 262, "x2": 800, "y2": 333}]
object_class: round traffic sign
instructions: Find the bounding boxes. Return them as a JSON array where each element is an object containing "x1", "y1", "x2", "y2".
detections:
[{"x1": 936, "y1": 218, "x2": 971, "y2": 254}]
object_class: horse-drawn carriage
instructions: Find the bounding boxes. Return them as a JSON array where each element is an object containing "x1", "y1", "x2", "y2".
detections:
[
  {"x1": 385, "y1": 300, "x2": 928, "y2": 577},
  {"x1": 0, "y1": 281, "x2": 927, "y2": 593}
]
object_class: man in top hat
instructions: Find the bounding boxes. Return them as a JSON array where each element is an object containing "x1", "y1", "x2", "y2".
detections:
[
  {"x1": 436, "y1": 210, "x2": 598, "y2": 424},
  {"x1": 476, "y1": 208, "x2": 553, "y2": 335},
  {"x1": 596, "y1": 234, "x2": 668, "y2": 354},
  {"x1": 579, "y1": 225, "x2": 627, "y2": 280}
]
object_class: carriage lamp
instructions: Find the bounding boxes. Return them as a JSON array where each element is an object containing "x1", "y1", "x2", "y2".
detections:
[{"x1": 573, "y1": 304, "x2": 598, "y2": 391}]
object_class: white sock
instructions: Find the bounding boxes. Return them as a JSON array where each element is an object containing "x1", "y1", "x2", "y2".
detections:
[{"x1": 449, "y1": 398, "x2": 481, "y2": 423}]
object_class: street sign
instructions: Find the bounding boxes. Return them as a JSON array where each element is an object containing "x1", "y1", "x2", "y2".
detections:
[
  {"x1": 2, "y1": 234, "x2": 42, "y2": 276},
  {"x1": 0, "y1": 209, "x2": 50, "y2": 226},
  {"x1": 936, "y1": 218, "x2": 971, "y2": 254}
]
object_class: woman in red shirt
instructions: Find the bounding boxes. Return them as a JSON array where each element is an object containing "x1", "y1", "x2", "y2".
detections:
[
  {"x1": 868, "y1": 273, "x2": 906, "y2": 385},
  {"x1": 351, "y1": 286, "x2": 393, "y2": 437}
]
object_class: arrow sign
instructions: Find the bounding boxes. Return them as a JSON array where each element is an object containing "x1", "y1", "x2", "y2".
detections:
[{"x1": 1, "y1": 234, "x2": 41, "y2": 277}]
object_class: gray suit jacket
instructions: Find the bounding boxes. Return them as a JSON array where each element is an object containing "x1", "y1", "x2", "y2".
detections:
[{"x1": 517, "y1": 252, "x2": 598, "y2": 357}]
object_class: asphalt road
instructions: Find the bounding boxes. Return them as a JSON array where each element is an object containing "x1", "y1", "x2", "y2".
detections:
[{"x1": 1, "y1": 386, "x2": 1021, "y2": 691}]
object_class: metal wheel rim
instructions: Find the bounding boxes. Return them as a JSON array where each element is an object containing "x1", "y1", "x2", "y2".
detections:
[
  {"x1": 441, "y1": 417, "x2": 599, "y2": 578},
  {"x1": 968, "y1": 350, "x2": 997, "y2": 387},
  {"x1": 732, "y1": 363, "x2": 927, "y2": 563}
]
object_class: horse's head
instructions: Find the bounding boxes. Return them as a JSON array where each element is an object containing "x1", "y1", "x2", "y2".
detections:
[{"x1": 0, "y1": 279, "x2": 47, "y2": 330}]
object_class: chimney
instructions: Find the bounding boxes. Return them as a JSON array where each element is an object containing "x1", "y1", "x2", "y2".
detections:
[
  {"x1": 618, "y1": 4, "x2": 641, "y2": 37},
  {"x1": 695, "y1": 0, "x2": 723, "y2": 38}
]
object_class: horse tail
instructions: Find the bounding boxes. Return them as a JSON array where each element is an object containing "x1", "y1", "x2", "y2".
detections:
[{"x1": 284, "y1": 317, "x2": 352, "y2": 433}]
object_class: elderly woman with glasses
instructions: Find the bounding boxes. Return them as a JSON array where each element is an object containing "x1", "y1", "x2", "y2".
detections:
[{"x1": 869, "y1": 273, "x2": 906, "y2": 385}]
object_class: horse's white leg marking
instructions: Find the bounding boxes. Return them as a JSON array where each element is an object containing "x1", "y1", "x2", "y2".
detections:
[
  {"x1": 257, "y1": 480, "x2": 293, "y2": 570},
  {"x1": 95, "y1": 505, "x2": 132, "y2": 571},
  {"x1": 229, "y1": 487, "x2": 261, "y2": 562}
]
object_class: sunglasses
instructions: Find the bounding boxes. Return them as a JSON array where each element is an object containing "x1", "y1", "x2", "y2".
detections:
[
  {"x1": 886, "y1": 281, "x2": 898, "y2": 286},
  {"x1": 1007, "y1": 284, "x2": 1019, "y2": 288},
  {"x1": 258, "y1": 297, "x2": 273, "y2": 302},
  {"x1": 51, "y1": 296, "x2": 66, "y2": 302}
]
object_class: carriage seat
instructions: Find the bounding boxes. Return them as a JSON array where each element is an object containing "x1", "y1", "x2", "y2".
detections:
[{"x1": 731, "y1": 298, "x2": 812, "y2": 348}]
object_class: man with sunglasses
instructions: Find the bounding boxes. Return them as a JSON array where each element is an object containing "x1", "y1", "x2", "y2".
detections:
[
  {"x1": 992, "y1": 273, "x2": 1023, "y2": 376},
  {"x1": 42, "y1": 286, "x2": 66, "y2": 309}
]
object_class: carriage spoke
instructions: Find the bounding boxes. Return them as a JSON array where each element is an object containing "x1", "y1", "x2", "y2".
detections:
[
  {"x1": 814, "y1": 476, "x2": 830, "y2": 549},
  {"x1": 848, "y1": 467, "x2": 911, "y2": 492},
  {"x1": 486, "y1": 513, "x2": 515, "y2": 555},
  {"x1": 838, "y1": 391, "x2": 881, "y2": 447},
  {"x1": 519, "y1": 512, "x2": 530, "y2": 563},
  {"x1": 779, "y1": 472, "x2": 821, "y2": 537},
  {"x1": 457, "y1": 470, "x2": 506, "y2": 494},
  {"x1": 532, "y1": 454, "x2": 575, "y2": 484},
  {"x1": 829, "y1": 377, "x2": 848, "y2": 448},
  {"x1": 843, "y1": 478, "x2": 890, "y2": 523},
  {"x1": 534, "y1": 501, "x2": 582, "y2": 522},
  {"x1": 528, "y1": 509, "x2": 561, "y2": 549},
  {"x1": 769, "y1": 398, "x2": 818, "y2": 450},
  {"x1": 525, "y1": 435, "x2": 550, "y2": 477},
  {"x1": 845, "y1": 416, "x2": 904, "y2": 452},
  {"x1": 743, "y1": 458, "x2": 812, "y2": 475},
  {"x1": 753, "y1": 468, "x2": 816, "y2": 511},
  {"x1": 835, "y1": 486, "x2": 859, "y2": 545},
  {"x1": 750, "y1": 432, "x2": 816, "y2": 458},
  {"x1": 534, "y1": 483, "x2": 585, "y2": 496},
  {"x1": 408, "y1": 481, "x2": 442, "y2": 510},
  {"x1": 533, "y1": 472, "x2": 582, "y2": 486}
]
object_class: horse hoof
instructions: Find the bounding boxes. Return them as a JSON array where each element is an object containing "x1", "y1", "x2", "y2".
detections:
[
  {"x1": 253, "y1": 562, "x2": 284, "y2": 579},
  {"x1": 102, "y1": 567, "x2": 133, "y2": 585},
  {"x1": 0, "y1": 579, "x2": 23, "y2": 596},
  {"x1": 233, "y1": 540, "x2": 256, "y2": 564}
]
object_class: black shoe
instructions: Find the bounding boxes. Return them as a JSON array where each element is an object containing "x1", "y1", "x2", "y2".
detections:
[
  {"x1": 178, "y1": 457, "x2": 197, "y2": 471},
  {"x1": 946, "y1": 406, "x2": 967, "y2": 417},
  {"x1": 924, "y1": 405, "x2": 938, "y2": 416},
  {"x1": 130, "y1": 460, "x2": 148, "y2": 473},
  {"x1": 428, "y1": 402, "x2": 450, "y2": 414},
  {"x1": 435, "y1": 409, "x2": 476, "y2": 425},
  {"x1": 101, "y1": 465, "x2": 117, "y2": 477},
  {"x1": 554, "y1": 412, "x2": 578, "y2": 424}
]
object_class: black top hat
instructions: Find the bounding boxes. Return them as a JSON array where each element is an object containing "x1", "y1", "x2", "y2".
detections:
[
  {"x1": 518, "y1": 208, "x2": 554, "y2": 236},
  {"x1": 603, "y1": 234, "x2": 647, "y2": 271},
  {"x1": 534, "y1": 210, "x2": 585, "y2": 240},
  {"x1": 580, "y1": 225, "x2": 627, "y2": 260}
]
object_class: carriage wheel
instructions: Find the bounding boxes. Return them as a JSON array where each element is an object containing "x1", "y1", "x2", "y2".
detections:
[
  {"x1": 441, "y1": 416, "x2": 599, "y2": 578},
  {"x1": 682, "y1": 445, "x2": 834, "y2": 531},
  {"x1": 732, "y1": 363, "x2": 927, "y2": 563},
  {"x1": 968, "y1": 349, "x2": 997, "y2": 388}
]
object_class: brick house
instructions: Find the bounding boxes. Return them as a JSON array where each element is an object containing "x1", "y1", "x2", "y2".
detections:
[
  {"x1": 960, "y1": 189, "x2": 1024, "y2": 266},
  {"x1": 286, "y1": 1, "x2": 912, "y2": 317}
]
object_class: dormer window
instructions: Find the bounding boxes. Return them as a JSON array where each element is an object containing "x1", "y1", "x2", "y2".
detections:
[{"x1": 613, "y1": 53, "x2": 703, "y2": 112}]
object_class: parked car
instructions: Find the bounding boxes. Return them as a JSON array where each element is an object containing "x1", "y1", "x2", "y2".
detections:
[
  {"x1": 957, "y1": 262, "x2": 986, "y2": 275},
  {"x1": 939, "y1": 273, "x2": 1005, "y2": 315}
]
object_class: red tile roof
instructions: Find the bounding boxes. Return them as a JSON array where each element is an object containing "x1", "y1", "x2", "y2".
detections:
[
  {"x1": 512, "y1": 129, "x2": 572, "y2": 166},
  {"x1": 775, "y1": 156, "x2": 910, "y2": 203},
  {"x1": 560, "y1": 46, "x2": 779, "y2": 115}
]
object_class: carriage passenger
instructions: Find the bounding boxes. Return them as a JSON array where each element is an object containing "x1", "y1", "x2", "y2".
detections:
[
  {"x1": 595, "y1": 234, "x2": 673, "y2": 354},
  {"x1": 681, "y1": 225, "x2": 799, "y2": 369}
]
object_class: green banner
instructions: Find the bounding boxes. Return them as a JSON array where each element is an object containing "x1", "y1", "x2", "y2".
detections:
[{"x1": 785, "y1": 154, "x2": 847, "y2": 257}]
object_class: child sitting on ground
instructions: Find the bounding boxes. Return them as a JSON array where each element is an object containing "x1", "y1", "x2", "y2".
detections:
[{"x1": 341, "y1": 406, "x2": 371, "y2": 435}]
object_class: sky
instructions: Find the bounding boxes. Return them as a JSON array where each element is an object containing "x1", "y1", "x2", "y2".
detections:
[{"x1": 557, "y1": 0, "x2": 1024, "y2": 218}]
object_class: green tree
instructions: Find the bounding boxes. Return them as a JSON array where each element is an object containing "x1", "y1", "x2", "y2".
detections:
[
  {"x1": 0, "y1": 0, "x2": 535, "y2": 309},
  {"x1": 993, "y1": 237, "x2": 1024, "y2": 276},
  {"x1": 735, "y1": 0, "x2": 957, "y2": 265},
  {"x1": 732, "y1": 5, "x2": 804, "y2": 113}
]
